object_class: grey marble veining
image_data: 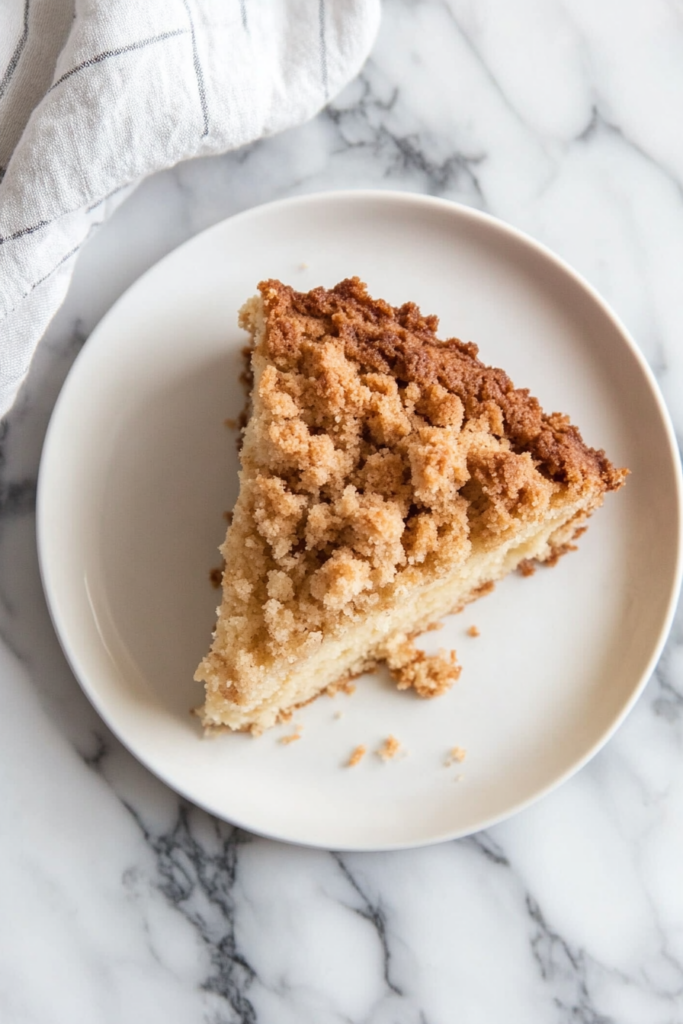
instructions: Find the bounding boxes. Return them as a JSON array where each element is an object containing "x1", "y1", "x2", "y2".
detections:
[{"x1": 2, "y1": 1, "x2": 683, "y2": 1021}]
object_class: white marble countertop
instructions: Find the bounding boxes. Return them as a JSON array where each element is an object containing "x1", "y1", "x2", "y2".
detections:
[{"x1": 3, "y1": 2, "x2": 683, "y2": 1021}]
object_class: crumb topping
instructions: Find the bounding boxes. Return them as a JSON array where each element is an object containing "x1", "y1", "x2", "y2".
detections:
[{"x1": 262, "y1": 278, "x2": 626, "y2": 492}]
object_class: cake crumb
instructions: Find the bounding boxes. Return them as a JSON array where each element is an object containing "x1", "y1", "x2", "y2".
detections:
[
  {"x1": 298, "y1": 261, "x2": 309, "y2": 270},
  {"x1": 280, "y1": 724, "x2": 303, "y2": 745},
  {"x1": 445, "y1": 746, "x2": 467, "y2": 766},
  {"x1": 545, "y1": 542, "x2": 578, "y2": 567},
  {"x1": 277, "y1": 708, "x2": 293, "y2": 723},
  {"x1": 518, "y1": 559, "x2": 536, "y2": 577},
  {"x1": 384, "y1": 634, "x2": 460, "y2": 698},
  {"x1": 347, "y1": 744, "x2": 366, "y2": 767},
  {"x1": 377, "y1": 735, "x2": 402, "y2": 761},
  {"x1": 466, "y1": 625, "x2": 480, "y2": 638},
  {"x1": 326, "y1": 678, "x2": 357, "y2": 697}
]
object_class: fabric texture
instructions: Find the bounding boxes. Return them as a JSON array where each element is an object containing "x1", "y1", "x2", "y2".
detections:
[{"x1": 0, "y1": 0, "x2": 380, "y2": 417}]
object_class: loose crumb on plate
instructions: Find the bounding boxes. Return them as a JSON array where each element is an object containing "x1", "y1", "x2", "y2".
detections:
[
  {"x1": 280, "y1": 724, "x2": 303, "y2": 745},
  {"x1": 466, "y1": 625, "x2": 480, "y2": 638},
  {"x1": 445, "y1": 746, "x2": 467, "y2": 766},
  {"x1": 377, "y1": 735, "x2": 402, "y2": 761},
  {"x1": 518, "y1": 559, "x2": 536, "y2": 577},
  {"x1": 347, "y1": 744, "x2": 367, "y2": 767}
]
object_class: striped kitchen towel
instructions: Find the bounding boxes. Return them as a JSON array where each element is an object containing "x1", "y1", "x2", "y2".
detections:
[{"x1": 0, "y1": 0, "x2": 380, "y2": 417}]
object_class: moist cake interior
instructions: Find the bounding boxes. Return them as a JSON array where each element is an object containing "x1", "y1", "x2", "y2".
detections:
[{"x1": 195, "y1": 278, "x2": 626, "y2": 734}]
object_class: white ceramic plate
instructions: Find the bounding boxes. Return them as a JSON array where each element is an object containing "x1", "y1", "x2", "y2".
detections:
[{"x1": 38, "y1": 191, "x2": 682, "y2": 850}]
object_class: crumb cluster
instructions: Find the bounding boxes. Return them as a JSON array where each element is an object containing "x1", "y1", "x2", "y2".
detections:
[{"x1": 382, "y1": 633, "x2": 460, "y2": 698}]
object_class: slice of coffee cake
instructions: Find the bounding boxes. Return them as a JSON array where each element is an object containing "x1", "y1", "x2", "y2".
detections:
[{"x1": 195, "y1": 278, "x2": 626, "y2": 733}]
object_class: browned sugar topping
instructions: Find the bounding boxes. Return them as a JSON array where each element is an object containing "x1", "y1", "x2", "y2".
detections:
[{"x1": 260, "y1": 277, "x2": 625, "y2": 492}]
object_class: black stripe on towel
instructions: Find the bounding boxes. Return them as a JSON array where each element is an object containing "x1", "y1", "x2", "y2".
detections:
[
  {"x1": 180, "y1": 0, "x2": 209, "y2": 138},
  {"x1": 0, "y1": 0, "x2": 30, "y2": 102},
  {"x1": 319, "y1": 0, "x2": 329, "y2": 100},
  {"x1": 49, "y1": 28, "x2": 189, "y2": 92}
]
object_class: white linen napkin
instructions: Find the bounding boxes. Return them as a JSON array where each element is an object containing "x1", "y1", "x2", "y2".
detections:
[{"x1": 0, "y1": 0, "x2": 380, "y2": 417}]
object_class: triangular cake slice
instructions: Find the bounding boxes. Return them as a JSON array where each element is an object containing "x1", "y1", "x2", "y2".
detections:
[{"x1": 196, "y1": 278, "x2": 626, "y2": 733}]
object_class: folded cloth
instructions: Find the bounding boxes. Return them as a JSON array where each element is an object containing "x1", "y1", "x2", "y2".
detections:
[{"x1": 0, "y1": 0, "x2": 380, "y2": 417}]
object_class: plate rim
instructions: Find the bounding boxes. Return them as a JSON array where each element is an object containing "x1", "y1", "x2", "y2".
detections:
[{"x1": 37, "y1": 188, "x2": 683, "y2": 850}]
